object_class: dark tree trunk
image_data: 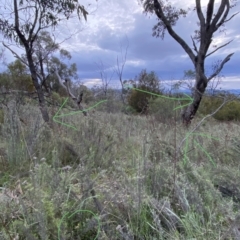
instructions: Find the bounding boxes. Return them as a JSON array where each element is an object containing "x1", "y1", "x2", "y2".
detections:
[
  {"x1": 182, "y1": 62, "x2": 207, "y2": 126},
  {"x1": 181, "y1": 58, "x2": 207, "y2": 126},
  {"x1": 39, "y1": 56, "x2": 50, "y2": 93},
  {"x1": 181, "y1": 80, "x2": 206, "y2": 126},
  {"x1": 26, "y1": 48, "x2": 49, "y2": 122},
  {"x1": 13, "y1": 0, "x2": 49, "y2": 123}
]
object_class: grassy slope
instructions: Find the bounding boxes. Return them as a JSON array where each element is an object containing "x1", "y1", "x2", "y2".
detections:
[{"x1": 0, "y1": 100, "x2": 240, "y2": 239}]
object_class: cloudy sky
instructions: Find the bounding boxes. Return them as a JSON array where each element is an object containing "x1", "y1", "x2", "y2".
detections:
[{"x1": 2, "y1": 0, "x2": 240, "y2": 90}]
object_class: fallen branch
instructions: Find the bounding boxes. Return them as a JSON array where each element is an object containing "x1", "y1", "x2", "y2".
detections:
[{"x1": 54, "y1": 70, "x2": 87, "y2": 116}]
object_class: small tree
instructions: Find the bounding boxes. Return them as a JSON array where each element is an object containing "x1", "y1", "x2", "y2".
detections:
[
  {"x1": 115, "y1": 38, "x2": 129, "y2": 104},
  {"x1": 33, "y1": 31, "x2": 59, "y2": 93},
  {"x1": 0, "y1": 0, "x2": 89, "y2": 122},
  {"x1": 141, "y1": 0, "x2": 237, "y2": 125},
  {"x1": 128, "y1": 69, "x2": 163, "y2": 113},
  {"x1": 95, "y1": 60, "x2": 114, "y2": 97}
]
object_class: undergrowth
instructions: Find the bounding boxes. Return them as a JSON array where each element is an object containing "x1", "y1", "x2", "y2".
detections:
[{"x1": 0, "y1": 100, "x2": 240, "y2": 239}]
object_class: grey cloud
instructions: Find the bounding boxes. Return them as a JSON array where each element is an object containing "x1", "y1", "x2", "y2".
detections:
[{"x1": 58, "y1": 0, "x2": 240, "y2": 85}]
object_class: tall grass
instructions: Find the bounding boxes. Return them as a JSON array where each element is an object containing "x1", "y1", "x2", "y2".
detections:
[{"x1": 0, "y1": 99, "x2": 240, "y2": 239}]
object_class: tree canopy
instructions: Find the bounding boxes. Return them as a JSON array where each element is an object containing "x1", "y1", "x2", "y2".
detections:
[{"x1": 0, "y1": 0, "x2": 91, "y2": 122}]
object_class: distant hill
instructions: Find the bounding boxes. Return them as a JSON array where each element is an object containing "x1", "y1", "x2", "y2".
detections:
[
  {"x1": 111, "y1": 88, "x2": 240, "y2": 96},
  {"x1": 171, "y1": 89, "x2": 240, "y2": 96},
  {"x1": 225, "y1": 89, "x2": 240, "y2": 95}
]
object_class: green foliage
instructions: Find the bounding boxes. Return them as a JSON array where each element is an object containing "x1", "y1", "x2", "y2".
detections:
[
  {"x1": 0, "y1": 72, "x2": 11, "y2": 90},
  {"x1": 0, "y1": 60, "x2": 34, "y2": 92},
  {"x1": 128, "y1": 87, "x2": 148, "y2": 113},
  {"x1": 136, "y1": 69, "x2": 161, "y2": 91},
  {"x1": 127, "y1": 69, "x2": 163, "y2": 113},
  {"x1": 32, "y1": 31, "x2": 79, "y2": 96},
  {"x1": 0, "y1": 0, "x2": 88, "y2": 42},
  {"x1": 0, "y1": 162, "x2": 101, "y2": 239},
  {"x1": 199, "y1": 94, "x2": 240, "y2": 121},
  {"x1": 216, "y1": 100, "x2": 240, "y2": 121},
  {"x1": 51, "y1": 91, "x2": 62, "y2": 105},
  {"x1": 184, "y1": 69, "x2": 196, "y2": 79},
  {"x1": 149, "y1": 96, "x2": 181, "y2": 122}
]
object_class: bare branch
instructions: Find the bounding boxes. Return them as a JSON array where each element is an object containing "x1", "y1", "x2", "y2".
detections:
[
  {"x1": 54, "y1": 69, "x2": 87, "y2": 115},
  {"x1": 96, "y1": 60, "x2": 114, "y2": 96},
  {"x1": 13, "y1": 0, "x2": 27, "y2": 44},
  {"x1": 28, "y1": 5, "x2": 39, "y2": 42},
  {"x1": 153, "y1": 0, "x2": 196, "y2": 64},
  {"x1": 211, "y1": 0, "x2": 229, "y2": 31},
  {"x1": 196, "y1": 0, "x2": 206, "y2": 31},
  {"x1": 2, "y1": 42, "x2": 29, "y2": 66},
  {"x1": 117, "y1": 37, "x2": 129, "y2": 81},
  {"x1": 54, "y1": 70, "x2": 75, "y2": 98},
  {"x1": 77, "y1": 92, "x2": 87, "y2": 116},
  {"x1": 206, "y1": 39, "x2": 233, "y2": 57},
  {"x1": 207, "y1": 53, "x2": 234, "y2": 81},
  {"x1": 224, "y1": 11, "x2": 239, "y2": 23},
  {"x1": 13, "y1": 0, "x2": 20, "y2": 30},
  {"x1": 115, "y1": 36, "x2": 129, "y2": 104},
  {"x1": 216, "y1": 1, "x2": 230, "y2": 29},
  {"x1": 206, "y1": 0, "x2": 215, "y2": 29},
  {"x1": 191, "y1": 36, "x2": 198, "y2": 53},
  {"x1": 65, "y1": 79, "x2": 77, "y2": 99}
]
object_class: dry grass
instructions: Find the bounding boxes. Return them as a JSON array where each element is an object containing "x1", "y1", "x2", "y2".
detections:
[{"x1": 0, "y1": 99, "x2": 240, "y2": 239}]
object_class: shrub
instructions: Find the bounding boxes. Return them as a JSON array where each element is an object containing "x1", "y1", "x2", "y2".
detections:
[
  {"x1": 148, "y1": 97, "x2": 180, "y2": 122},
  {"x1": 127, "y1": 69, "x2": 163, "y2": 114},
  {"x1": 128, "y1": 87, "x2": 153, "y2": 113},
  {"x1": 199, "y1": 94, "x2": 240, "y2": 121}
]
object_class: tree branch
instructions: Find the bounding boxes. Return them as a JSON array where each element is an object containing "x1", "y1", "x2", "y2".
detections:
[
  {"x1": 224, "y1": 11, "x2": 239, "y2": 23},
  {"x1": 191, "y1": 36, "x2": 198, "y2": 53},
  {"x1": 13, "y1": 0, "x2": 20, "y2": 31},
  {"x1": 77, "y1": 92, "x2": 87, "y2": 116},
  {"x1": 13, "y1": 0, "x2": 27, "y2": 44},
  {"x1": 2, "y1": 42, "x2": 29, "y2": 66},
  {"x1": 28, "y1": 5, "x2": 39, "y2": 43},
  {"x1": 196, "y1": 0, "x2": 206, "y2": 32},
  {"x1": 54, "y1": 69, "x2": 87, "y2": 115},
  {"x1": 54, "y1": 70, "x2": 75, "y2": 98},
  {"x1": 211, "y1": 0, "x2": 229, "y2": 32},
  {"x1": 206, "y1": 0, "x2": 215, "y2": 30},
  {"x1": 206, "y1": 39, "x2": 233, "y2": 57},
  {"x1": 153, "y1": 0, "x2": 196, "y2": 64},
  {"x1": 207, "y1": 53, "x2": 234, "y2": 81},
  {"x1": 216, "y1": 0, "x2": 230, "y2": 29}
]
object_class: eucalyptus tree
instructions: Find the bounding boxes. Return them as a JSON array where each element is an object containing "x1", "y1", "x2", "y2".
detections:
[
  {"x1": 33, "y1": 31, "x2": 59, "y2": 93},
  {"x1": 32, "y1": 31, "x2": 78, "y2": 94},
  {"x1": 0, "y1": 0, "x2": 90, "y2": 122},
  {"x1": 141, "y1": 0, "x2": 238, "y2": 125}
]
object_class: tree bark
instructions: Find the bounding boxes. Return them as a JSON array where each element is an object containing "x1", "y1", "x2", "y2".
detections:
[
  {"x1": 181, "y1": 78, "x2": 206, "y2": 126},
  {"x1": 181, "y1": 54, "x2": 208, "y2": 125},
  {"x1": 13, "y1": 0, "x2": 49, "y2": 123},
  {"x1": 26, "y1": 47, "x2": 49, "y2": 122}
]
